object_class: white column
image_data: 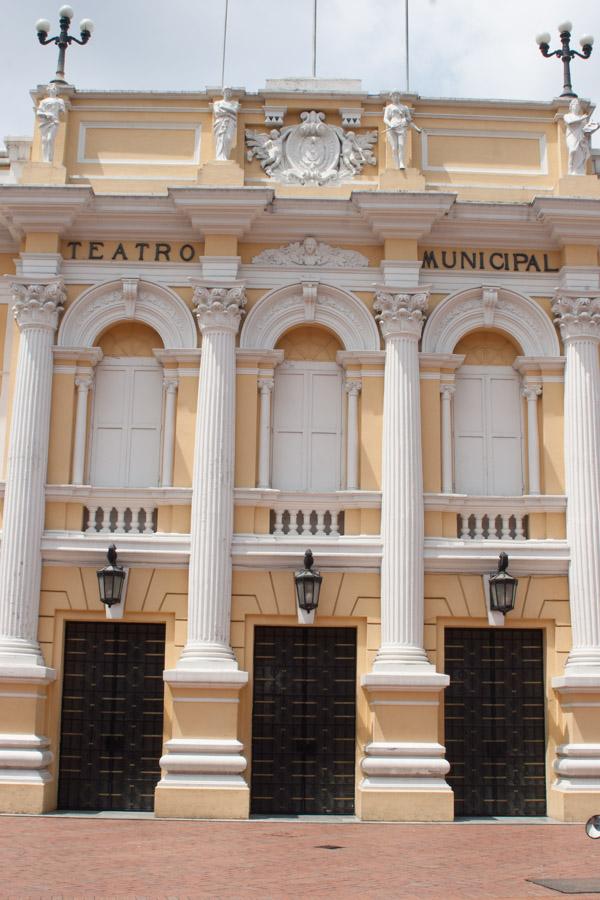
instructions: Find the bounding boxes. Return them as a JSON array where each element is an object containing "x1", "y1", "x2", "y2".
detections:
[
  {"x1": 345, "y1": 379, "x2": 361, "y2": 490},
  {"x1": 0, "y1": 280, "x2": 65, "y2": 672},
  {"x1": 161, "y1": 375, "x2": 179, "y2": 488},
  {"x1": 522, "y1": 384, "x2": 542, "y2": 495},
  {"x1": 257, "y1": 377, "x2": 274, "y2": 489},
  {"x1": 440, "y1": 382, "x2": 455, "y2": 494},
  {"x1": 370, "y1": 290, "x2": 437, "y2": 673},
  {"x1": 553, "y1": 293, "x2": 600, "y2": 674},
  {"x1": 178, "y1": 285, "x2": 246, "y2": 672},
  {"x1": 71, "y1": 373, "x2": 93, "y2": 485}
]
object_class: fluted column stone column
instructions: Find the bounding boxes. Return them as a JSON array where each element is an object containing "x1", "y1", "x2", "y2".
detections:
[
  {"x1": 440, "y1": 382, "x2": 455, "y2": 494},
  {"x1": 257, "y1": 377, "x2": 274, "y2": 489},
  {"x1": 345, "y1": 379, "x2": 361, "y2": 490},
  {"x1": 360, "y1": 288, "x2": 451, "y2": 822},
  {"x1": 157, "y1": 284, "x2": 249, "y2": 819},
  {"x1": 160, "y1": 374, "x2": 179, "y2": 488},
  {"x1": 551, "y1": 292, "x2": 600, "y2": 821},
  {"x1": 71, "y1": 373, "x2": 93, "y2": 486},
  {"x1": 0, "y1": 280, "x2": 65, "y2": 673}
]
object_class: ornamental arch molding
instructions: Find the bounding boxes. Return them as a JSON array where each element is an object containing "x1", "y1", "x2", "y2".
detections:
[
  {"x1": 58, "y1": 277, "x2": 198, "y2": 349},
  {"x1": 240, "y1": 282, "x2": 381, "y2": 351},
  {"x1": 421, "y1": 285, "x2": 560, "y2": 357}
]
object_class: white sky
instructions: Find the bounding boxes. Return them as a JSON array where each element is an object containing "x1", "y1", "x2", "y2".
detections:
[{"x1": 2, "y1": 0, "x2": 600, "y2": 143}]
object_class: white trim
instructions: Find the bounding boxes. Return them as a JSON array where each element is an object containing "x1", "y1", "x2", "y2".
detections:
[
  {"x1": 421, "y1": 285, "x2": 560, "y2": 357},
  {"x1": 420, "y1": 128, "x2": 548, "y2": 175},
  {"x1": 58, "y1": 278, "x2": 197, "y2": 350},
  {"x1": 240, "y1": 281, "x2": 380, "y2": 351},
  {"x1": 77, "y1": 122, "x2": 202, "y2": 166}
]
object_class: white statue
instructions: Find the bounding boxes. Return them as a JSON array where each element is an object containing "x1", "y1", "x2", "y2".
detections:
[
  {"x1": 212, "y1": 88, "x2": 240, "y2": 161},
  {"x1": 36, "y1": 84, "x2": 66, "y2": 164},
  {"x1": 383, "y1": 92, "x2": 422, "y2": 170},
  {"x1": 562, "y1": 98, "x2": 599, "y2": 176}
]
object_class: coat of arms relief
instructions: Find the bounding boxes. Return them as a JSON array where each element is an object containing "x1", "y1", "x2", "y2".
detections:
[{"x1": 246, "y1": 110, "x2": 378, "y2": 185}]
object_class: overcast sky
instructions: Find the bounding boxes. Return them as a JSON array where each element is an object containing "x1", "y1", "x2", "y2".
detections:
[{"x1": 3, "y1": 0, "x2": 600, "y2": 144}]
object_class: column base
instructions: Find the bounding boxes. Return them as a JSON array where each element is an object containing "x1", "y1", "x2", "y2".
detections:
[
  {"x1": 550, "y1": 673, "x2": 600, "y2": 822},
  {"x1": 157, "y1": 666, "x2": 249, "y2": 819},
  {"x1": 360, "y1": 669, "x2": 452, "y2": 821},
  {"x1": 0, "y1": 664, "x2": 56, "y2": 813}
]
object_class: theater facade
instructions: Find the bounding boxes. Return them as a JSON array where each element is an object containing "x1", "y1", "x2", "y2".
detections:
[{"x1": 0, "y1": 78, "x2": 599, "y2": 821}]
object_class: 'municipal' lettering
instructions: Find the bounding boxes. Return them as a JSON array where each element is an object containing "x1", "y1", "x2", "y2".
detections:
[{"x1": 422, "y1": 250, "x2": 439, "y2": 268}]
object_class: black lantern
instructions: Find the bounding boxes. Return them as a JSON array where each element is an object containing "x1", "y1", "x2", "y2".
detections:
[
  {"x1": 488, "y1": 552, "x2": 518, "y2": 615},
  {"x1": 96, "y1": 544, "x2": 126, "y2": 608},
  {"x1": 586, "y1": 815, "x2": 600, "y2": 839},
  {"x1": 294, "y1": 549, "x2": 322, "y2": 613}
]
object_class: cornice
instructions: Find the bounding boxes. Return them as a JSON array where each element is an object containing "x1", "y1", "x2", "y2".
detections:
[
  {"x1": 427, "y1": 201, "x2": 559, "y2": 250},
  {"x1": 351, "y1": 191, "x2": 456, "y2": 240},
  {"x1": 169, "y1": 186, "x2": 274, "y2": 238},
  {"x1": 0, "y1": 185, "x2": 93, "y2": 240},
  {"x1": 532, "y1": 196, "x2": 600, "y2": 245}
]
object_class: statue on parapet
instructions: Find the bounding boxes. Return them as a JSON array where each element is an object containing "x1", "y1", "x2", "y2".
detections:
[
  {"x1": 36, "y1": 84, "x2": 66, "y2": 164},
  {"x1": 562, "y1": 98, "x2": 599, "y2": 175},
  {"x1": 212, "y1": 87, "x2": 240, "y2": 161},
  {"x1": 383, "y1": 92, "x2": 422, "y2": 170}
]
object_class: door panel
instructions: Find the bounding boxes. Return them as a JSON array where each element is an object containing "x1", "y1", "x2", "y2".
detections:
[
  {"x1": 58, "y1": 621, "x2": 165, "y2": 812},
  {"x1": 251, "y1": 626, "x2": 357, "y2": 815},
  {"x1": 444, "y1": 628, "x2": 546, "y2": 817}
]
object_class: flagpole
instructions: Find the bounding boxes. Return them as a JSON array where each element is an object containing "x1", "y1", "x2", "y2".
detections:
[
  {"x1": 221, "y1": 0, "x2": 229, "y2": 88},
  {"x1": 405, "y1": 0, "x2": 410, "y2": 91},
  {"x1": 312, "y1": 0, "x2": 318, "y2": 77}
]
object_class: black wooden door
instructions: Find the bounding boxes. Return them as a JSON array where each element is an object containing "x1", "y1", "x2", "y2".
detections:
[
  {"x1": 58, "y1": 621, "x2": 165, "y2": 812},
  {"x1": 251, "y1": 626, "x2": 356, "y2": 815},
  {"x1": 444, "y1": 628, "x2": 546, "y2": 817}
]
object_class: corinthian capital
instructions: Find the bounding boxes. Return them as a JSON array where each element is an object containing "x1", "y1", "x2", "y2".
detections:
[
  {"x1": 11, "y1": 279, "x2": 66, "y2": 332},
  {"x1": 552, "y1": 292, "x2": 600, "y2": 343},
  {"x1": 192, "y1": 284, "x2": 246, "y2": 334},
  {"x1": 373, "y1": 289, "x2": 428, "y2": 340}
]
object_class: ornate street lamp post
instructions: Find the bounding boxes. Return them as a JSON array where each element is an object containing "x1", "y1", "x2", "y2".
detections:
[
  {"x1": 96, "y1": 545, "x2": 127, "y2": 608},
  {"x1": 35, "y1": 5, "x2": 94, "y2": 85},
  {"x1": 536, "y1": 22, "x2": 594, "y2": 98},
  {"x1": 488, "y1": 552, "x2": 518, "y2": 616}
]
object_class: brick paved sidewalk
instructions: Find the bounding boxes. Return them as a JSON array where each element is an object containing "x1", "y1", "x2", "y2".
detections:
[{"x1": 1, "y1": 816, "x2": 599, "y2": 899}]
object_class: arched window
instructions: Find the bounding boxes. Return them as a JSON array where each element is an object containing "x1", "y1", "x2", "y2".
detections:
[
  {"x1": 90, "y1": 322, "x2": 164, "y2": 488},
  {"x1": 272, "y1": 325, "x2": 343, "y2": 492},
  {"x1": 453, "y1": 330, "x2": 524, "y2": 496}
]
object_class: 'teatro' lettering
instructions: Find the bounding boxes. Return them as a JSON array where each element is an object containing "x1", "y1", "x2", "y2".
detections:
[
  {"x1": 422, "y1": 249, "x2": 559, "y2": 273},
  {"x1": 65, "y1": 242, "x2": 198, "y2": 262}
]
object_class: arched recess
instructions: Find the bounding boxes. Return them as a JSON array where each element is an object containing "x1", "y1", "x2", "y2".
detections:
[
  {"x1": 58, "y1": 277, "x2": 197, "y2": 349},
  {"x1": 240, "y1": 282, "x2": 380, "y2": 351},
  {"x1": 421, "y1": 285, "x2": 560, "y2": 357}
]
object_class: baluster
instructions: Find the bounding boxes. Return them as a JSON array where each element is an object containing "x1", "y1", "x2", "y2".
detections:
[
  {"x1": 273, "y1": 508, "x2": 284, "y2": 536},
  {"x1": 459, "y1": 514, "x2": 469, "y2": 540},
  {"x1": 298, "y1": 510, "x2": 307, "y2": 536},
  {"x1": 143, "y1": 507, "x2": 155, "y2": 535},
  {"x1": 100, "y1": 507, "x2": 112, "y2": 534},
  {"x1": 474, "y1": 514, "x2": 484, "y2": 540},
  {"x1": 330, "y1": 510, "x2": 340, "y2": 536},
  {"x1": 501, "y1": 514, "x2": 511, "y2": 540},
  {"x1": 114, "y1": 505, "x2": 127, "y2": 534},
  {"x1": 515, "y1": 513, "x2": 526, "y2": 541},
  {"x1": 85, "y1": 505, "x2": 99, "y2": 534},
  {"x1": 315, "y1": 510, "x2": 326, "y2": 536}
]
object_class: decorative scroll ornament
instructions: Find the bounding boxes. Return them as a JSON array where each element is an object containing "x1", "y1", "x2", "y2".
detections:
[
  {"x1": 193, "y1": 285, "x2": 247, "y2": 334},
  {"x1": 253, "y1": 236, "x2": 369, "y2": 268},
  {"x1": 246, "y1": 110, "x2": 377, "y2": 185},
  {"x1": 552, "y1": 293, "x2": 600, "y2": 341},
  {"x1": 373, "y1": 289, "x2": 429, "y2": 339},
  {"x1": 12, "y1": 280, "x2": 66, "y2": 331}
]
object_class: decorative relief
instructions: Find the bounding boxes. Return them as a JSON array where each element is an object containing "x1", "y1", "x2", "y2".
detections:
[
  {"x1": 246, "y1": 110, "x2": 377, "y2": 185},
  {"x1": 193, "y1": 285, "x2": 247, "y2": 334},
  {"x1": 36, "y1": 84, "x2": 66, "y2": 164},
  {"x1": 553, "y1": 293, "x2": 600, "y2": 340},
  {"x1": 252, "y1": 236, "x2": 369, "y2": 268},
  {"x1": 373, "y1": 290, "x2": 429, "y2": 339},
  {"x1": 12, "y1": 280, "x2": 66, "y2": 331}
]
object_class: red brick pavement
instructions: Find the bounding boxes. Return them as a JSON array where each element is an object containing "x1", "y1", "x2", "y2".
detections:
[{"x1": 0, "y1": 817, "x2": 599, "y2": 899}]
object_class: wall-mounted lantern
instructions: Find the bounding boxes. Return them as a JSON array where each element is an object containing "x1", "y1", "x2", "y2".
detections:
[
  {"x1": 97, "y1": 544, "x2": 127, "y2": 613},
  {"x1": 488, "y1": 552, "x2": 518, "y2": 616},
  {"x1": 294, "y1": 549, "x2": 322, "y2": 625}
]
